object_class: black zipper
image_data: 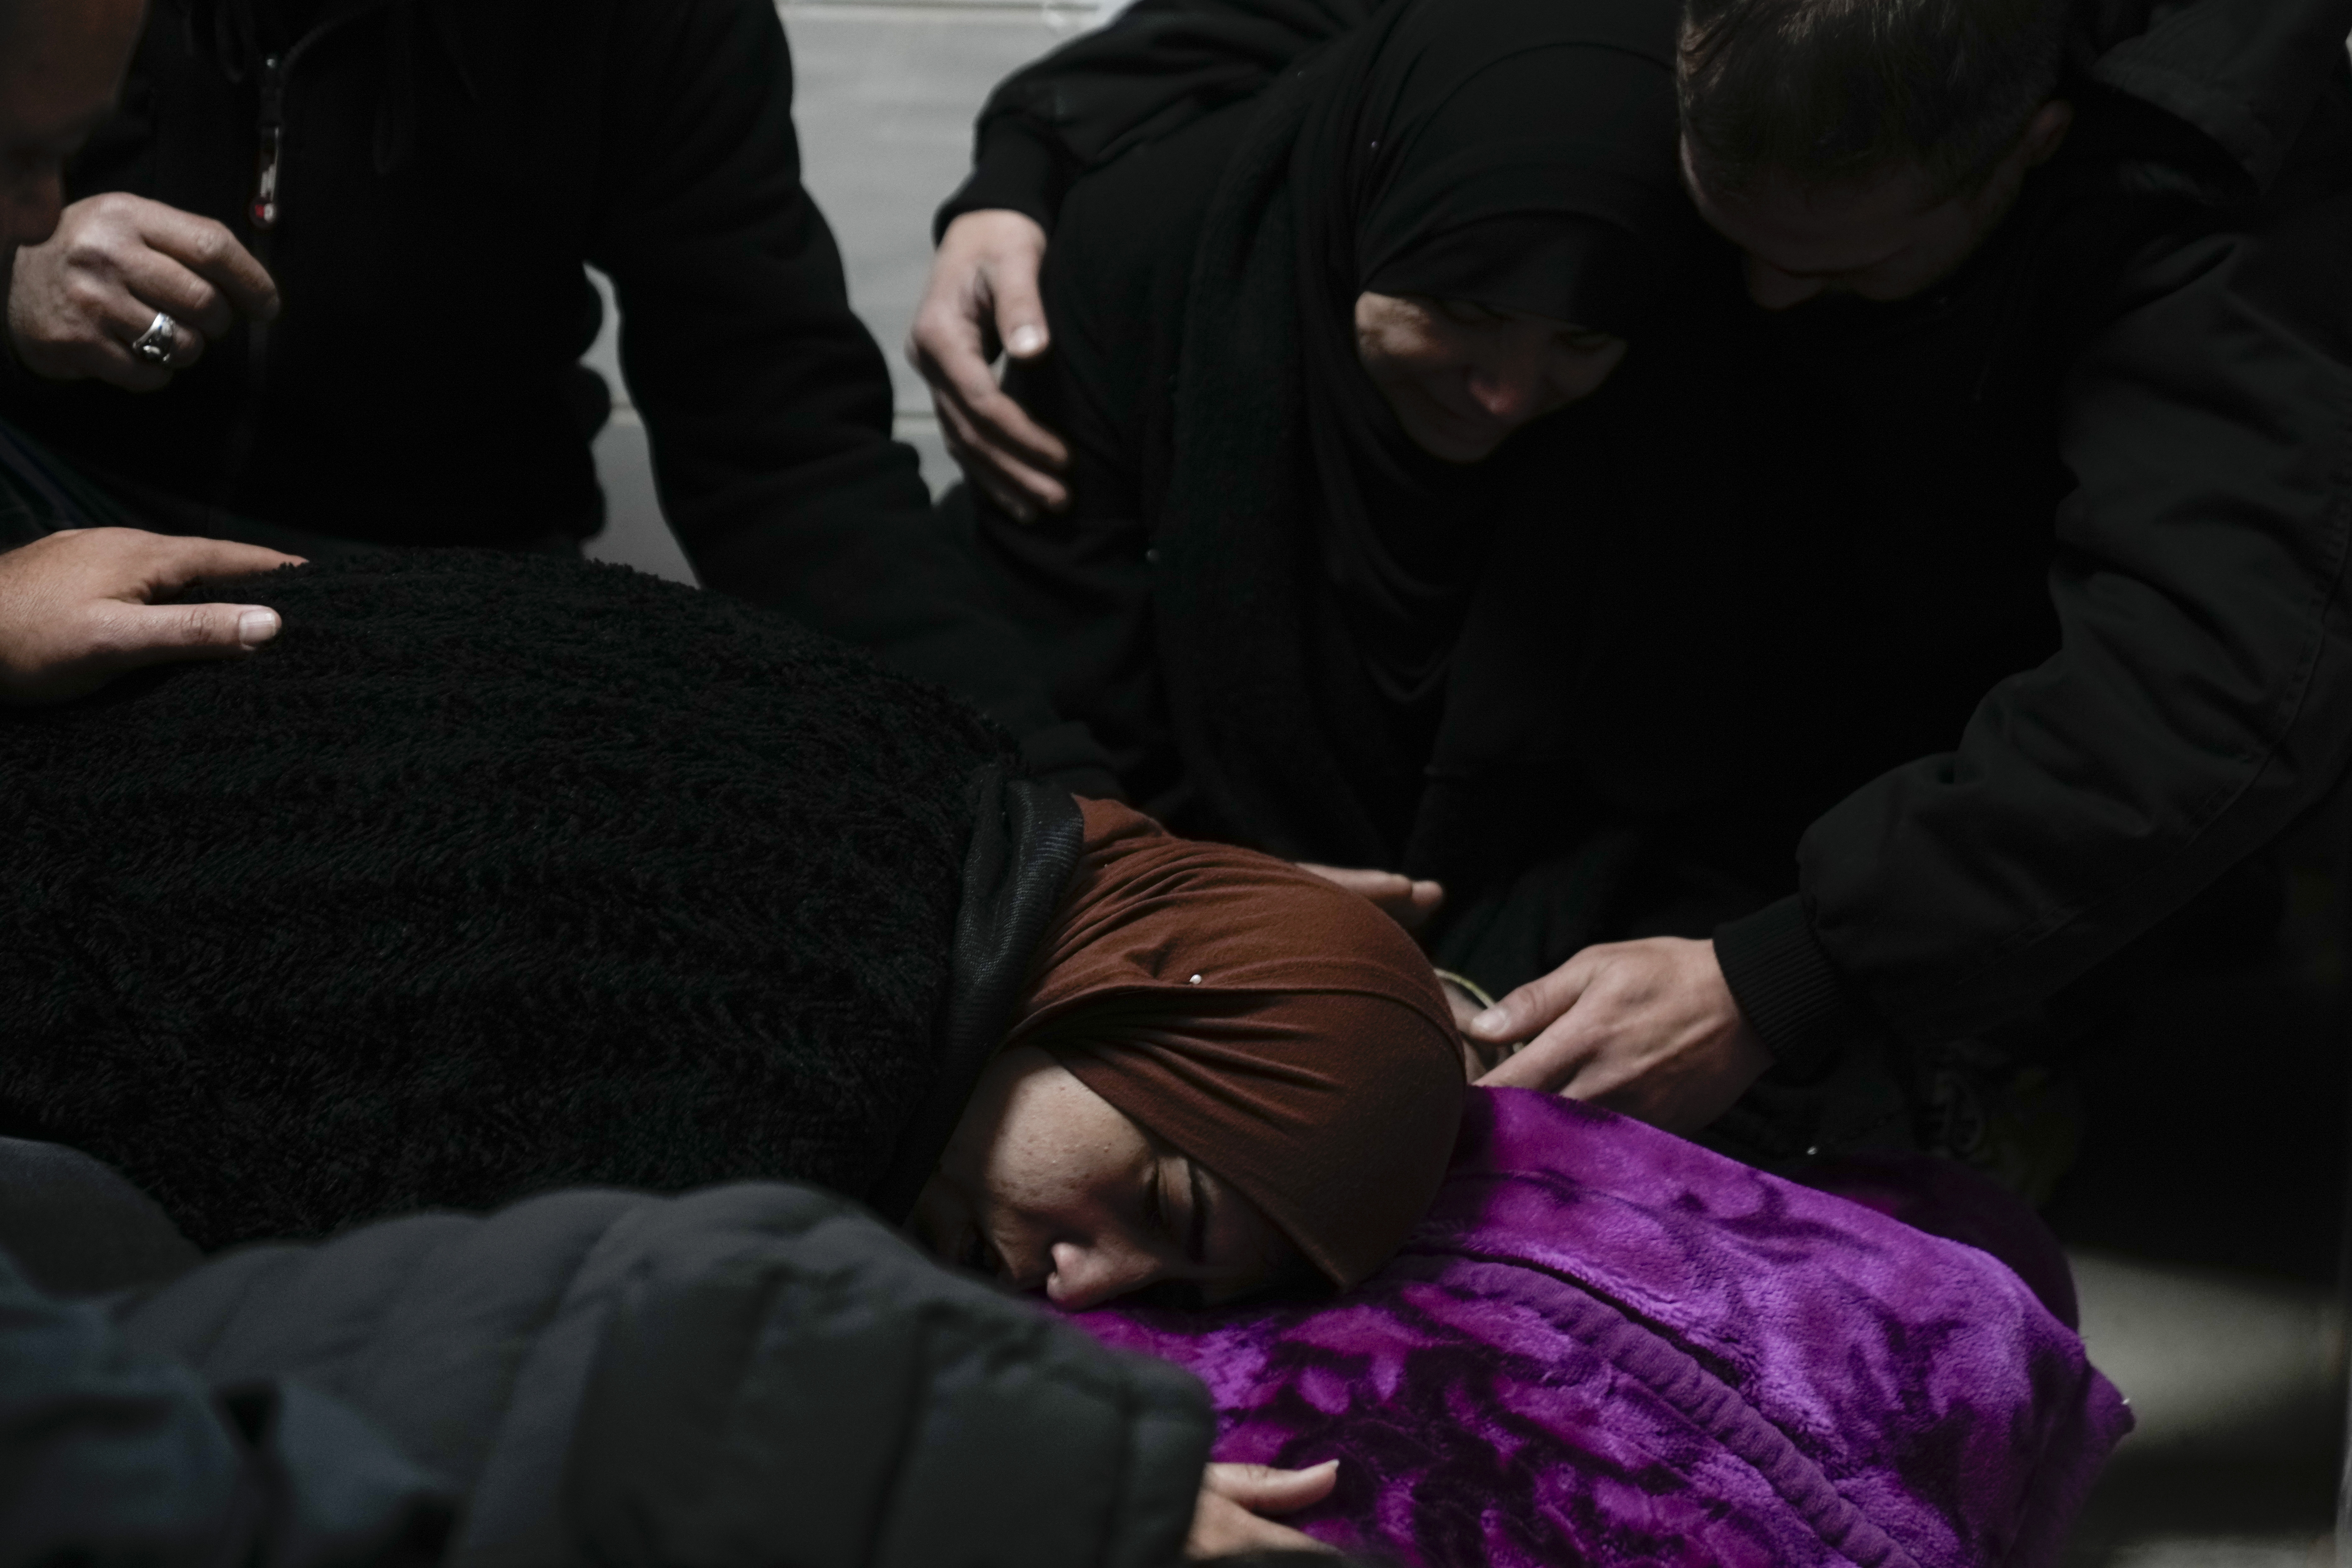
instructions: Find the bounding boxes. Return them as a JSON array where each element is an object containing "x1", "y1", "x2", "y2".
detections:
[
  {"x1": 218, "y1": 1, "x2": 398, "y2": 500},
  {"x1": 250, "y1": 53, "x2": 285, "y2": 232}
]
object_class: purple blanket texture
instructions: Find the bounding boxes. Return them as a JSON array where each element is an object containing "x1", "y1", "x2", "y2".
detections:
[{"x1": 1074, "y1": 1089, "x2": 2130, "y2": 1568}]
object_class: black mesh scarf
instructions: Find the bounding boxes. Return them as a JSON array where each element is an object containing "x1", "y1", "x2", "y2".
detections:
[{"x1": 1151, "y1": 0, "x2": 1697, "y2": 867}]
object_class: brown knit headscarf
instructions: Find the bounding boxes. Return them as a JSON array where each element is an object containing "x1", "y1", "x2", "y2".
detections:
[{"x1": 1007, "y1": 799, "x2": 1466, "y2": 1287}]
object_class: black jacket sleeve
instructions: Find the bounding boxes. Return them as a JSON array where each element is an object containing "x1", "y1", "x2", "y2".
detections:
[
  {"x1": 112, "y1": 1184, "x2": 1215, "y2": 1568},
  {"x1": 586, "y1": 0, "x2": 1110, "y2": 785},
  {"x1": 0, "y1": 1250, "x2": 453, "y2": 1568},
  {"x1": 1718, "y1": 75, "x2": 2352, "y2": 1066},
  {"x1": 936, "y1": 0, "x2": 1386, "y2": 236}
]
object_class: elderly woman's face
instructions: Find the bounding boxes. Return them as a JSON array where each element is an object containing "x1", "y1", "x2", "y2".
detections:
[
  {"x1": 1354, "y1": 292, "x2": 1628, "y2": 464},
  {"x1": 912, "y1": 1045, "x2": 1297, "y2": 1311}
]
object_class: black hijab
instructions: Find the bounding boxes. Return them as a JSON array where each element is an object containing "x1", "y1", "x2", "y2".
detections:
[
  {"x1": 1294, "y1": 0, "x2": 1694, "y2": 730},
  {"x1": 1152, "y1": 0, "x2": 1697, "y2": 866}
]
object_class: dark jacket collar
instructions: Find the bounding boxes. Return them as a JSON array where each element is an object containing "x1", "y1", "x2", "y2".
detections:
[{"x1": 2079, "y1": 0, "x2": 2352, "y2": 190}]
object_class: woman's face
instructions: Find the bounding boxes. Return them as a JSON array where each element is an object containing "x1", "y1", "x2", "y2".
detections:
[
  {"x1": 1353, "y1": 292, "x2": 1628, "y2": 463},
  {"x1": 912, "y1": 1045, "x2": 1297, "y2": 1311}
]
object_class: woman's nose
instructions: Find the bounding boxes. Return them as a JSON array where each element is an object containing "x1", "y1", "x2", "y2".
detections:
[
  {"x1": 1464, "y1": 360, "x2": 1541, "y2": 422},
  {"x1": 1046, "y1": 1238, "x2": 1156, "y2": 1310}
]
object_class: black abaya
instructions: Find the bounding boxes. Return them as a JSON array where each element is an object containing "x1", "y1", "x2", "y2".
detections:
[{"x1": 971, "y1": 0, "x2": 1704, "y2": 878}]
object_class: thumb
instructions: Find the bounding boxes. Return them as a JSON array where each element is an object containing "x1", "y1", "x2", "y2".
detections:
[
  {"x1": 991, "y1": 264, "x2": 1051, "y2": 360},
  {"x1": 92, "y1": 601, "x2": 282, "y2": 674},
  {"x1": 1468, "y1": 963, "x2": 1586, "y2": 1043},
  {"x1": 1203, "y1": 1461, "x2": 1340, "y2": 1514}
]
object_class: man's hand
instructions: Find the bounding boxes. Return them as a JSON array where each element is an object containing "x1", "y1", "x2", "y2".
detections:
[
  {"x1": 1298, "y1": 863, "x2": 1445, "y2": 935},
  {"x1": 1187, "y1": 1461, "x2": 1339, "y2": 1558},
  {"x1": 0, "y1": 528, "x2": 301, "y2": 702},
  {"x1": 1469, "y1": 937, "x2": 1774, "y2": 1134},
  {"x1": 8, "y1": 194, "x2": 280, "y2": 391},
  {"x1": 907, "y1": 210, "x2": 1069, "y2": 520}
]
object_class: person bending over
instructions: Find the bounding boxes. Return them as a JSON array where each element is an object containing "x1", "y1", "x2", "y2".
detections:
[
  {"x1": 912, "y1": 0, "x2": 2352, "y2": 1178},
  {"x1": 0, "y1": 550, "x2": 1465, "y2": 1319},
  {"x1": 947, "y1": 0, "x2": 1795, "y2": 1127}
]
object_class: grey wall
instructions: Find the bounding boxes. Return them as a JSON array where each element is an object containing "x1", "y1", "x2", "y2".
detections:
[{"x1": 579, "y1": 0, "x2": 1101, "y2": 584}]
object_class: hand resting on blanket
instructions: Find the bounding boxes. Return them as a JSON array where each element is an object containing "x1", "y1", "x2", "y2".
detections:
[{"x1": 0, "y1": 528, "x2": 296, "y2": 701}]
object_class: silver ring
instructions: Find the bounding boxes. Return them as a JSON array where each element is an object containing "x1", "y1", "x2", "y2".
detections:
[{"x1": 129, "y1": 311, "x2": 182, "y2": 367}]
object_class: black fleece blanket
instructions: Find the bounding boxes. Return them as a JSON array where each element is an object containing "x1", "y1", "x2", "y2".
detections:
[{"x1": 0, "y1": 552, "x2": 1020, "y2": 1250}]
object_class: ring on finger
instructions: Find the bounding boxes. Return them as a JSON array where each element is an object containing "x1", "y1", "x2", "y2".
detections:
[{"x1": 129, "y1": 311, "x2": 184, "y2": 367}]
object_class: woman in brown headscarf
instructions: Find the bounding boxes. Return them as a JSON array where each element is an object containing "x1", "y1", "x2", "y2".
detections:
[
  {"x1": 914, "y1": 798, "x2": 1468, "y2": 1310},
  {"x1": 3, "y1": 545, "x2": 1465, "y2": 1312}
]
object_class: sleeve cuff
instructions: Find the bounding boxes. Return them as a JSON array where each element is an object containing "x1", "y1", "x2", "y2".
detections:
[
  {"x1": 1712, "y1": 895, "x2": 1861, "y2": 1082},
  {"x1": 934, "y1": 120, "x2": 1070, "y2": 241}
]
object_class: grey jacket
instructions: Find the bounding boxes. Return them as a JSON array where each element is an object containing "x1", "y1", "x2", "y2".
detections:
[{"x1": 3, "y1": 1174, "x2": 1212, "y2": 1568}]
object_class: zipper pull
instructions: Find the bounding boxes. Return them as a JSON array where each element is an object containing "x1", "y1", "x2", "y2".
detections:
[{"x1": 251, "y1": 53, "x2": 284, "y2": 230}]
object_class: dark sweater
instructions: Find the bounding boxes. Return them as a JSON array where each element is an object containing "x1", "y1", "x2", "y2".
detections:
[{"x1": 0, "y1": 551, "x2": 1077, "y2": 1250}]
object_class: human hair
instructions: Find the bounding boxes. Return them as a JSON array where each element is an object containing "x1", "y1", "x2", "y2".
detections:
[{"x1": 1678, "y1": 0, "x2": 2071, "y2": 199}]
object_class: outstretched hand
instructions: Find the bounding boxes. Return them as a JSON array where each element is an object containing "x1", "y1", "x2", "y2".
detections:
[
  {"x1": 1467, "y1": 936, "x2": 1773, "y2": 1134},
  {"x1": 1188, "y1": 1461, "x2": 1340, "y2": 1558},
  {"x1": 0, "y1": 528, "x2": 301, "y2": 702},
  {"x1": 907, "y1": 210, "x2": 1070, "y2": 520}
]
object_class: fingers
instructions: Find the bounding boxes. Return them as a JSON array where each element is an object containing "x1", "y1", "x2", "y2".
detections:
[
  {"x1": 113, "y1": 246, "x2": 235, "y2": 347},
  {"x1": 0, "y1": 529, "x2": 299, "y2": 702},
  {"x1": 1470, "y1": 956, "x2": 1602, "y2": 1093},
  {"x1": 1466, "y1": 953, "x2": 1590, "y2": 1045},
  {"x1": 909, "y1": 210, "x2": 1070, "y2": 520},
  {"x1": 930, "y1": 380, "x2": 1073, "y2": 519},
  {"x1": 1188, "y1": 1464, "x2": 1340, "y2": 1559},
  {"x1": 1472, "y1": 938, "x2": 1774, "y2": 1127},
  {"x1": 137, "y1": 200, "x2": 279, "y2": 323},
  {"x1": 988, "y1": 250, "x2": 1052, "y2": 363},
  {"x1": 1296, "y1": 863, "x2": 1445, "y2": 933},
  {"x1": 6, "y1": 194, "x2": 276, "y2": 390},
  {"x1": 3, "y1": 599, "x2": 281, "y2": 704},
  {"x1": 1187, "y1": 1494, "x2": 1334, "y2": 1558},
  {"x1": 94, "y1": 599, "x2": 282, "y2": 664},
  {"x1": 1203, "y1": 1461, "x2": 1340, "y2": 1513},
  {"x1": 125, "y1": 533, "x2": 305, "y2": 596}
]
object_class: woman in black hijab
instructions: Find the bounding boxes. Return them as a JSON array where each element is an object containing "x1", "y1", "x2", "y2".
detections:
[{"x1": 967, "y1": 0, "x2": 1716, "y2": 1000}]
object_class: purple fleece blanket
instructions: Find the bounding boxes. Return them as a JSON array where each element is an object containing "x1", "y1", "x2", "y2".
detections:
[{"x1": 1074, "y1": 1090, "x2": 2129, "y2": 1568}]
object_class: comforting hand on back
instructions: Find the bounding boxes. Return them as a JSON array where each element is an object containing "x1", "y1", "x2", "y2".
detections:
[
  {"x1": 907, "y1": 210, "x2": 1071, "y2": 519},
  {"x1": 7, "y1": 193, "x2": 279, "y2": 391},
  {"x1": 1469, "y1": 936, "x2": 1774, "y2": 1134},
  {"x1": 0, "y1": 528, "x2": 299, "y2": 702}
]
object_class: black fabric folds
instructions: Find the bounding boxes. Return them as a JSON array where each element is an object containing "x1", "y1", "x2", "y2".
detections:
[
  {"x1": 0, "y1": 552, "x2": 1018, "y2": 1250},
  {"x1": 1345, "y1": 42, "x2": 1692, "y2": 331},
  {"x1": 1149, "y1": 0, "x2": 1693, "y2": 865},
  {"x1": 867, "y1": 769, "x2": 1085, "y2": 1222}
]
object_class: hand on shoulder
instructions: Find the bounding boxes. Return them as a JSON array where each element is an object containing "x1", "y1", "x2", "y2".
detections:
[{"x1": 1470, "y1": 936, "x2": 1774, "y2": 1134}]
